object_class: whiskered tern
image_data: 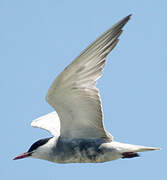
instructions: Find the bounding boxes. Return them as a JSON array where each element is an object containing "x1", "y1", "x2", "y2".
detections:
[{"x1": 14, "y1": 15, "x2": 160, "y2": 163}]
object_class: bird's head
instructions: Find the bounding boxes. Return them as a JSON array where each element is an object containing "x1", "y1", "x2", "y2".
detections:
[{"x1": 13, "y1": 137, "x2": 54, "y2": 161}]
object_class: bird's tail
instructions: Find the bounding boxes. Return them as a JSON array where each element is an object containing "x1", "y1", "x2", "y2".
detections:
[
  {"x1": 131, "y1": 145, "x2": 161, "y2": 152},
  {"x1": 122, "y1": 142, "x2": 160, "y2": 153},
  {"x1": 112, "y1": 142, "x2": 161, "y2": 159},
  {"x1": 122, "y1": 145, "x2": 160, "y2": 159},
  {"x1": 113, "y1": 141, "x2": 160, "y2": 155}
]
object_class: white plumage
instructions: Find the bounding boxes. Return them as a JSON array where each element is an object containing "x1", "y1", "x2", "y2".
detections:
[
  {"x1": 14, "y1": 15, "x2": 160, "y2": 163},
  {"x1": 33, "y1": 17, "x2": 125, "y2": 140}
]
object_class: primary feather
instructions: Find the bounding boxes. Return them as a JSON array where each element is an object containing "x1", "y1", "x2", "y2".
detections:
[{"x1": 44, "y1": 15, "x2": 131, "y2": 140}]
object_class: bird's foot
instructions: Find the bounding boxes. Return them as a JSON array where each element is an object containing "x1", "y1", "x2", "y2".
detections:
[{"x1": 122, "y1": 152, "x2": 139, "y2": 159}]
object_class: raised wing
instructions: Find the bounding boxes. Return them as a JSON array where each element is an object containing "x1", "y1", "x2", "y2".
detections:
[
  {"x1": 46, "y1": 15, "x2": 131, "y2": 140},
  {"x1": 31, "y1": 111, "x2": 60, "y2": 137}
]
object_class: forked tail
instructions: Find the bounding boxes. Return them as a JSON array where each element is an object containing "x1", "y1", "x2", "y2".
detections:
[
  {"x1": 112, "y1": 142, "x2": 160, "y2": 159},
  {"x1": 121, "y1": 144, "x2": 160, "y2": 159}
]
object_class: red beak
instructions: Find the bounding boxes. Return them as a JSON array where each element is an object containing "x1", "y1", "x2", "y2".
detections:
[{"x1": 13, "y1": 152, "x2": 32, "y2": 160}]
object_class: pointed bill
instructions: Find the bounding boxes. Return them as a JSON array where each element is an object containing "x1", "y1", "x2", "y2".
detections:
[{"x1": 13, "y1": 152, "x2": 32, "y2": 160}]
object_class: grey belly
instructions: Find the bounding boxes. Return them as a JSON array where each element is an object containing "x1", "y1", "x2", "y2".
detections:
[{"x1": 52, "y1": 138, "x2": 108, "y2": 163}]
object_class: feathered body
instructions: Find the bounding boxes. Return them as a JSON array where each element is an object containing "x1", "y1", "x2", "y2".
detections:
[
  {"x1": 30, "y1": 136, "x2": 159, "y2": 163},
  {"x1": 13, "y1": 15, "x2": 160, "y2": 163}
]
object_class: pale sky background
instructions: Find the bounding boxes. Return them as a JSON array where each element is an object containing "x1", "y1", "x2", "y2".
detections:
[{"x1": 1, "y1": 0, "x2": 166, "y2": 179}]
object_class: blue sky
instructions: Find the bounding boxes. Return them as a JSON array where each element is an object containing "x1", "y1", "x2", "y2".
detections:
[{"x1": 1, "y1": 0, "x2": 166, "y2": 179}]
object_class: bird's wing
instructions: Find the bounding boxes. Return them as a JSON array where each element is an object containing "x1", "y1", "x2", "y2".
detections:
[
  {"x1": 31, "y1": 111, "x2": 60, "y2": 137},
  {"x1": 46, "y1": 15, "x2": 131, "y2": 140}
]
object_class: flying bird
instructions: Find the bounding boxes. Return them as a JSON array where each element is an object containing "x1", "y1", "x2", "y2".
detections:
[{"x1": 14, "y1": 15, "x2": 160, "y2": 163}]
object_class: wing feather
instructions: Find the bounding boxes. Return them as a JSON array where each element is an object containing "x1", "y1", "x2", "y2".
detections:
[
  {"x1": 31, "y1": 112, "x2": 60, "y2": 137},
  {"x1": 46, "y1": 15, "x2": 131, "y2": 139}
]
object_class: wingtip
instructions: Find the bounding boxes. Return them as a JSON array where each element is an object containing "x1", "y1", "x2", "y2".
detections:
[
  {"x1": 128, "y1": 14, "x2": 132, "y2": 18},
  {"x1": 115, "y1": 14, "x2": 132, "y2": 29},
  {"x1": 124, "y1": 14, "x2": 132, "y2": 21}
]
